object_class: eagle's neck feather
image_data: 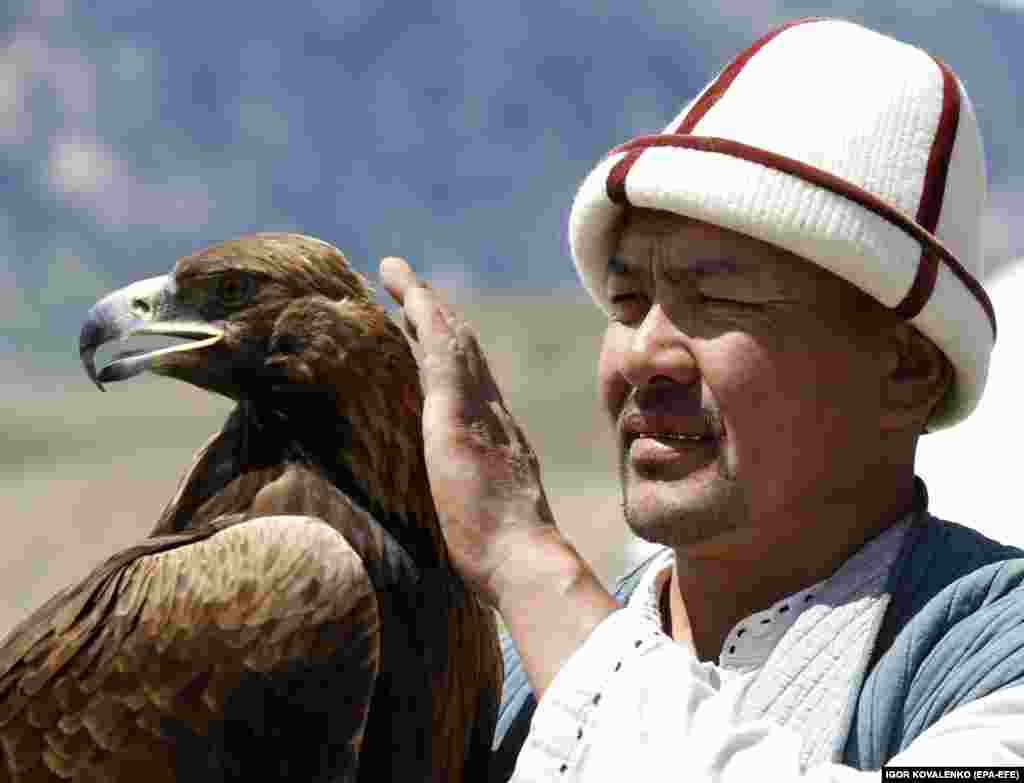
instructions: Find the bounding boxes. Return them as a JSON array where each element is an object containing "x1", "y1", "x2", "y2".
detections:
[{"x1": 151, "y1": 398, "x2": 446, "y2": 570}]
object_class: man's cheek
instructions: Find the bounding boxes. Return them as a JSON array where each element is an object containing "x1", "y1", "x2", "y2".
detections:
[{"x1": 714, "y1": 384, "x2": 801, "y2": 482}]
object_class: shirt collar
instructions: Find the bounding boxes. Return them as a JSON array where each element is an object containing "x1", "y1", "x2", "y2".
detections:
[{"x1": 627, "y1": 505, "x2": 919, "y2": 670}]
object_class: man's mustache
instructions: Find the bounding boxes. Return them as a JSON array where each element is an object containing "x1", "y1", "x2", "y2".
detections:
[{"x1": 617, "y1": 383, "x2": 724, "y2": 440}]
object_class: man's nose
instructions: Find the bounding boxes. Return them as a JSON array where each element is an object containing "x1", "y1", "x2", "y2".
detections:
[{"x1": 618, "y1": 303, "x2": 700, "y2": 389}]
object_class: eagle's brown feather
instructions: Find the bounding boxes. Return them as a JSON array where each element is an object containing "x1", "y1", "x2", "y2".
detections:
[
  {"x1": 0, "y1": 513, "x2": 381, "y2": 782},
  {"x1": 0, "y1": 235, "x2": 501, "y2": 781}
]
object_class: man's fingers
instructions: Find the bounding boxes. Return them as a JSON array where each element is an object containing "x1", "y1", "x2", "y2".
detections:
[
  {"x1": 379, "y1": 256, "x2": 515, "y2": 444},
  {"x1": 379, "y1": 256, "x2": 423, "y2": 305},
  {"x1": 380, "y1": 256, "x2": 425, "y2": 342},
  {"x1": 380, "y1": 255, "x2": 472, "y2": 396},
  {"x1": 462, "y1": 327, "x2": 508, "y2": 409},
  {"x1": 379, "y1": 255, "x2": 454, "y2": 347}
]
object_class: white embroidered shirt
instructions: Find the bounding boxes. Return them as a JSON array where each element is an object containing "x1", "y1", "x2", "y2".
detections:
[{"x1": 511, "y1": 519, "x2": 1024, "y2": 781}]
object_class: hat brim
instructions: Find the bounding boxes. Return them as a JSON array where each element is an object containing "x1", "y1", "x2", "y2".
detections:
[{"x1": 569, "y1": 135, "x2": 996, "y2": 430}]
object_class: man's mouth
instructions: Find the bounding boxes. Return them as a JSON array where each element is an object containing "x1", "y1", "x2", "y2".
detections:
[
  {"x1": 633, "y1": 433, "x2": 709, "y2": 442},
  {"x1": 624, "y1": 430, "x2": 720, "y2": 473},
  {"x1": 626, "y1": 432, "x2": 717, "y2": 453},
  {"x1": 618, "y1": 405, "x2": 724, "y2": 473}
]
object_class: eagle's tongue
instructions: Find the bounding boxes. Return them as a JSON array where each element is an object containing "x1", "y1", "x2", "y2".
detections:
[{"x1": 111, "y1": 349, "x2": 148, "y2": 361}]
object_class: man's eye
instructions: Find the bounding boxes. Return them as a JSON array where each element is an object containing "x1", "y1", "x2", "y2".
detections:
[
  {"x1": 702, "y1": 295, "x2": 761, "y2": 310},
  {"x1": 609, "y1": 292, "x2": 648, "y2": 323}
]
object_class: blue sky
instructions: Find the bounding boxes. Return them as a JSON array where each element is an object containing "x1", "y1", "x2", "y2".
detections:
[{"x1": 4, "y1": 0, "x2": 1024, "y2": 364}]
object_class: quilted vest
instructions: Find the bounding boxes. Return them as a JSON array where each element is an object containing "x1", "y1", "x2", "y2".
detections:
[{"x1": 491, "y1": 511, "x2": 1024, "y2": 779}]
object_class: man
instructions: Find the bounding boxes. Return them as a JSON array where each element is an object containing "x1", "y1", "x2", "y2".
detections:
[{"x1": 382, "y1": 18, "x2": 1024, "y2": 779}]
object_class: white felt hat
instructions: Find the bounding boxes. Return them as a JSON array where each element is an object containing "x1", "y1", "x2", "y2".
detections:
[{"x1": 569, "y1": 17, "x2": 995, "y2": 430}]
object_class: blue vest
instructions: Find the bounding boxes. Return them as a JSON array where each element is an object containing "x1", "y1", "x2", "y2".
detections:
[{"x1": 491, "y1": 512, "x2": 1024, "y2": 779}]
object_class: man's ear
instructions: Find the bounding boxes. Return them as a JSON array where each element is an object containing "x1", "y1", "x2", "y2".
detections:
[{"x1": 880, "y1": 324, "x2": 953, "y2": 433}]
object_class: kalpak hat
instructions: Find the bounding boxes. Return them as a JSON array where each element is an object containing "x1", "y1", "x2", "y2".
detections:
[{"x1": 569, "y1": 18, "x2": 995, "y2": 430}]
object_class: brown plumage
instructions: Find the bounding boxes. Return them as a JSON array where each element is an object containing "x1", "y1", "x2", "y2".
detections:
[{"x1": 0, "y1": 234, "x2": 501, "y2": 782}]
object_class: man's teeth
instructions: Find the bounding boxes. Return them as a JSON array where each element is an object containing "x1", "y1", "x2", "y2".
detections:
[{"x1": 643, "y1": 433, "x2": 707, "y2": 441}]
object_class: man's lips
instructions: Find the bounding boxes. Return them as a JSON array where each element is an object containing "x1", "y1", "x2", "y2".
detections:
[
  {"x1": 627, "y1": 433, "x2": 717, "y2": 473},
  {"x1": 619, "y1": 410, "x2": 722, "y2": 474},
  {"x1": 619, "y1": 411, "x2": 717, "y2": 445}
]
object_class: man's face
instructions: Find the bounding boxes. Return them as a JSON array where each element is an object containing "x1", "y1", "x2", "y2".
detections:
[{"x1": 598, "y1": 209, "x2": 894, "y2": 552}]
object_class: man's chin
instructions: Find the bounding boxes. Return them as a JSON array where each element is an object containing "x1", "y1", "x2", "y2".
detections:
[{"x1": 621, "y1": 470, "x2": 745, "y2": 550}]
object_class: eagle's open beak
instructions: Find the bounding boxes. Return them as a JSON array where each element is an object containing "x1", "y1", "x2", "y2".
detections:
[{"x1": 79, "y1": 275, "x2": 223, "y2": 391}]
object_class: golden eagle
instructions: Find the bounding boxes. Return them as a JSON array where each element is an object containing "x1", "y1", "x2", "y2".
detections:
[{"x1": 0, "y1": 234, "x2": 501, "y2": 782}]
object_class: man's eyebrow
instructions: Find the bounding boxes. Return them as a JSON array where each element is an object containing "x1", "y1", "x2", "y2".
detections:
[{"x1": 607, "y1": 254, "x2": 743, "y2": 279}]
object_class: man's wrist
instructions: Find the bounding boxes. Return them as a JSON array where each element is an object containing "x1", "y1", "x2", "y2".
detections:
[
  {"x1": 491, "y1": 526, "x2": 618, "y2": 698},
  {"x1": 488, "y1": 525, "x2": 573, "y2": 603}
]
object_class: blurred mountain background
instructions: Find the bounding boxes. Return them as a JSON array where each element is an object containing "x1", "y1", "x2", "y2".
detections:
[{"x1": 4, "y1": 0, "x2": 1024, "y2": 636}]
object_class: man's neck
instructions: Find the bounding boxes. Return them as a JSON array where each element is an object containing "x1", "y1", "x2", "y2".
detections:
[{"x1": 664, "y1": 475, "x2": 919, "y2": 661}]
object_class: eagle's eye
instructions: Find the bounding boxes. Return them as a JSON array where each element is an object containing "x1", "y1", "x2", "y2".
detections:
[
  {"x1": 268, "y1": 333, "x2": 305, "y2": 356},
  {"x1": 216, "y1": 274, "x2": 254, "y2": 308}
]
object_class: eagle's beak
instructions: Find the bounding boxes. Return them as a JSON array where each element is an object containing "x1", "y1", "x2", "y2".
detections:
[{"x1": 79, "y1": 275, "x2": 223, "y2": 391}]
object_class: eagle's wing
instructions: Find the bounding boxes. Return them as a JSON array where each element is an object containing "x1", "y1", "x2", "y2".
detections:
[{"x1": 0, "y1": 513, "x2": 381, "y2": 783}]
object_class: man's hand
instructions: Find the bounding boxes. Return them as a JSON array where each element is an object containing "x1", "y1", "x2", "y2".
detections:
[
  {"x1": 379, "y1": 255, "x2": 558, "y2": 606},
  {"x1": 380, "y1": 257, "x2": 616, "y2": 696}
]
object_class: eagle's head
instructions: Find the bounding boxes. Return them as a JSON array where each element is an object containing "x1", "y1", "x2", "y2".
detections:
[
  {"x1": 80, "y1": 233, "x2": 434, "y2": 528},
  {"x1": 80, "y1": 233, "x2": 389, "y2": 401}
]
